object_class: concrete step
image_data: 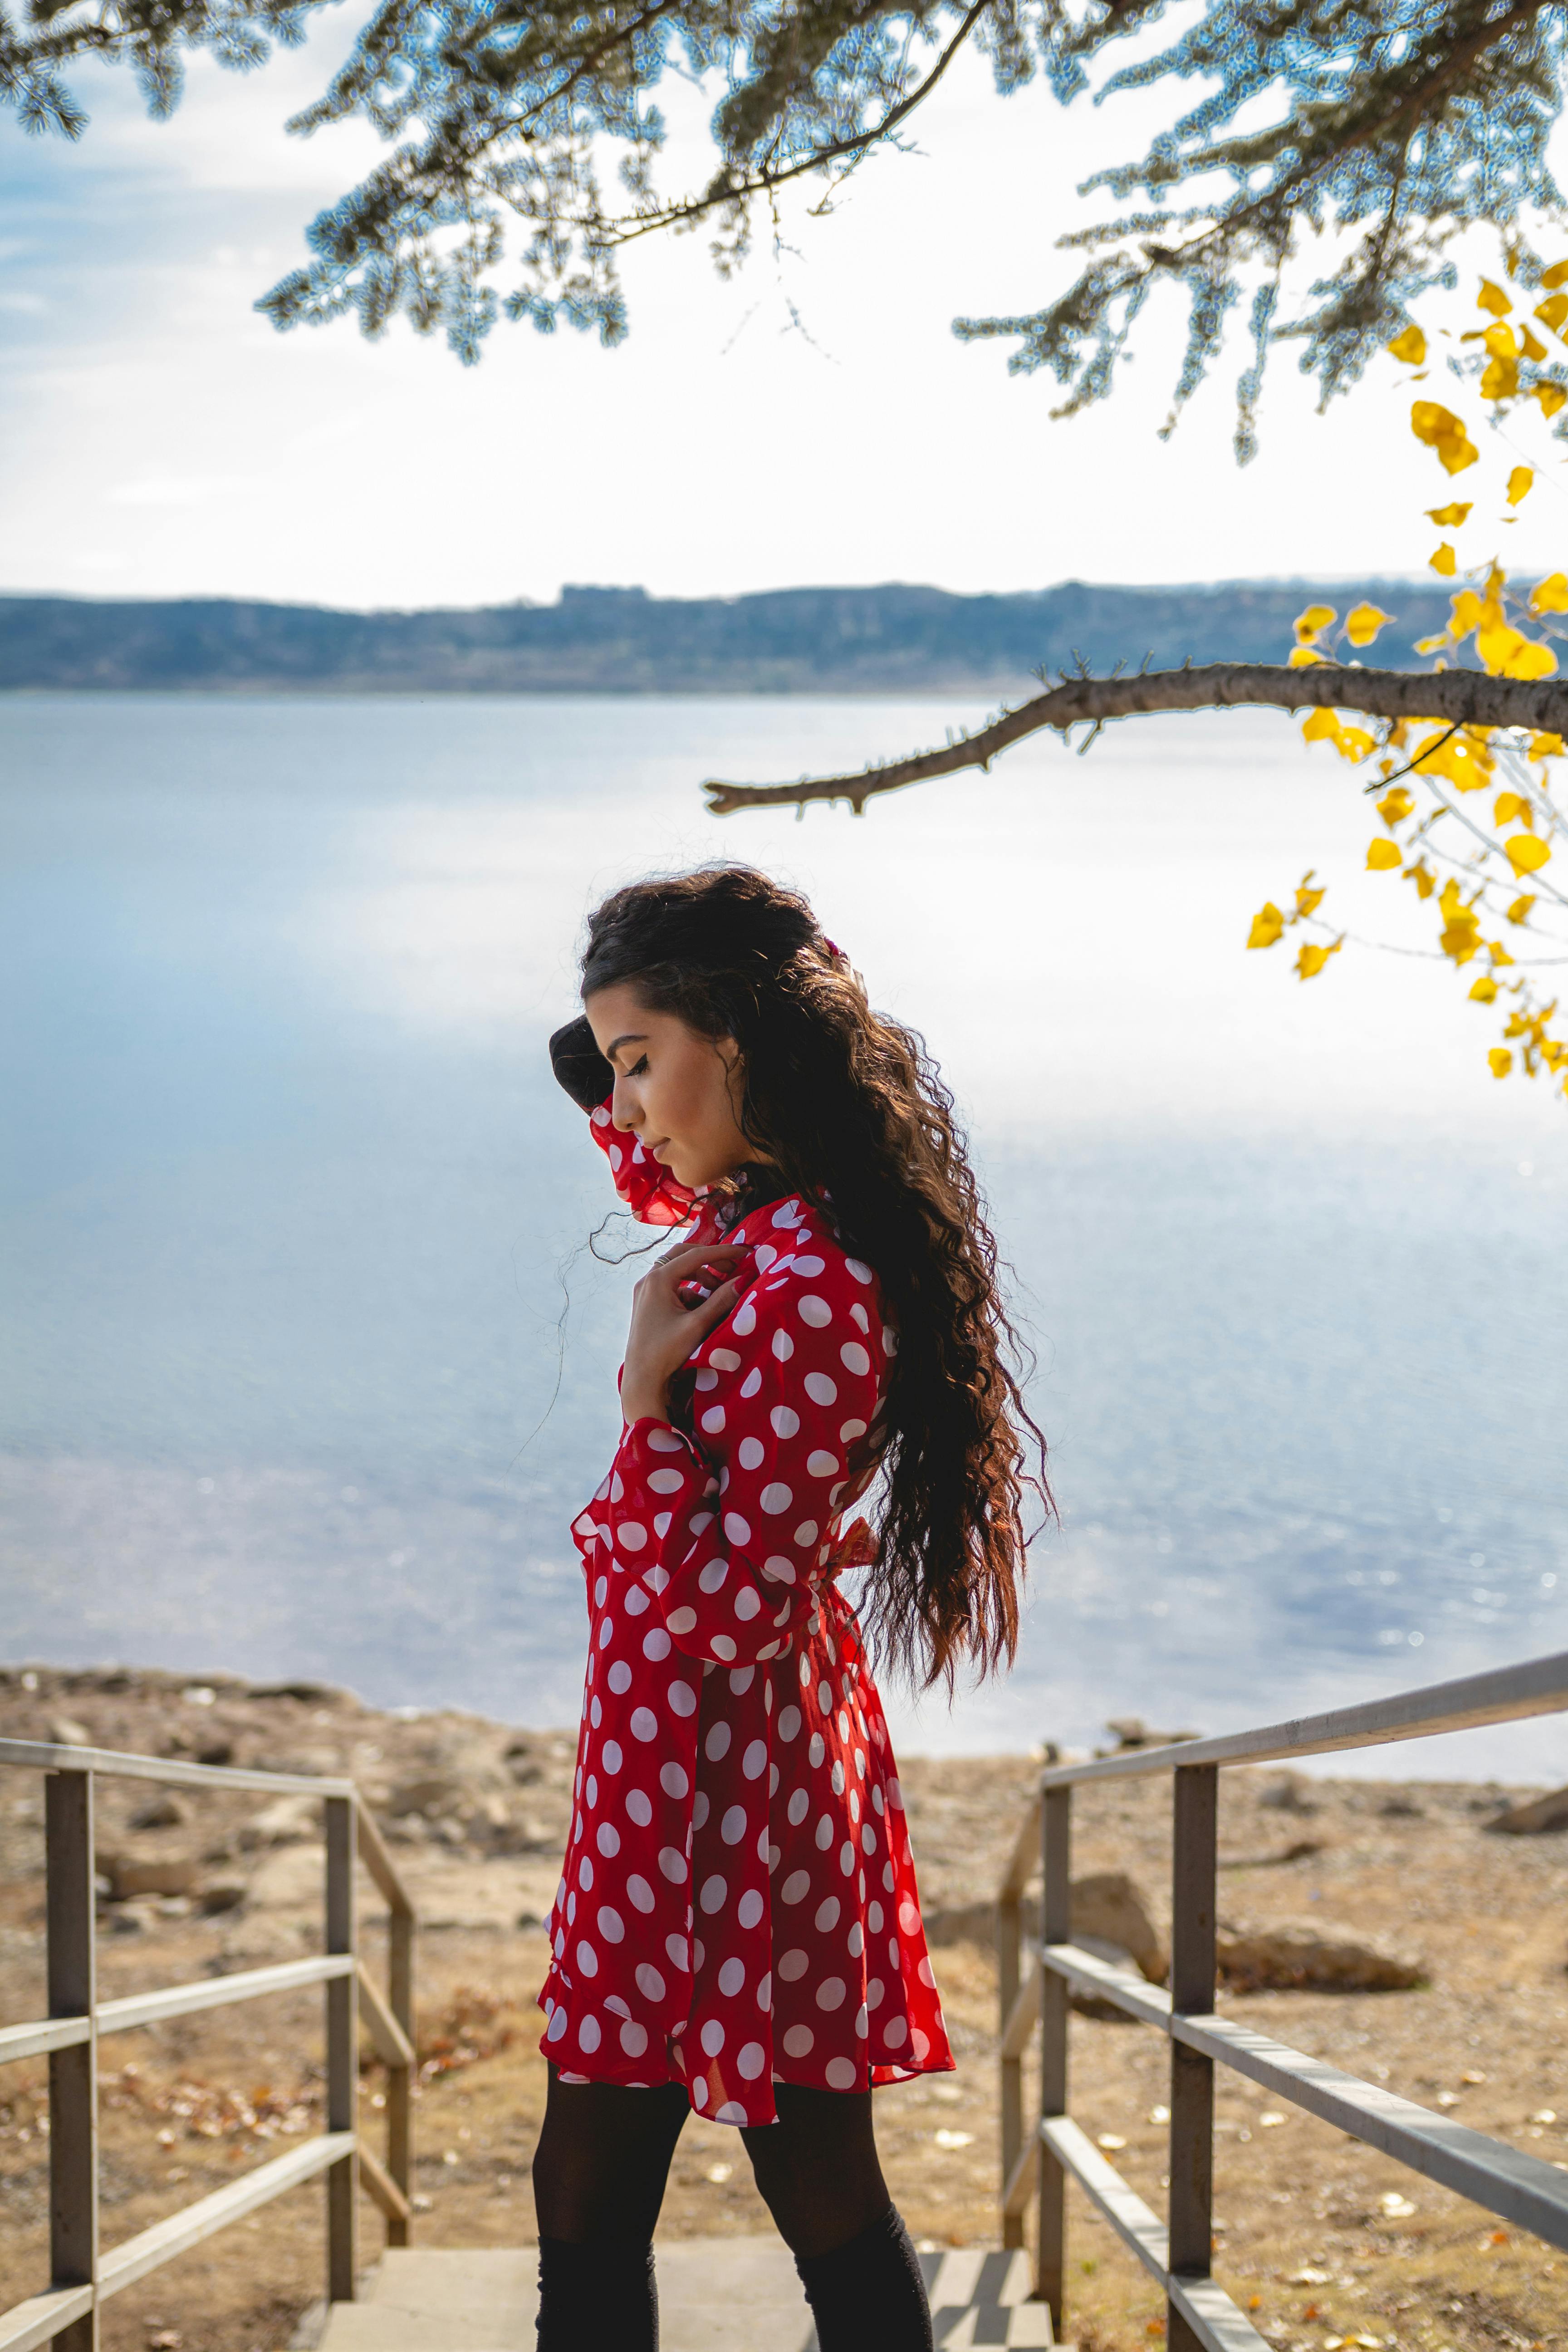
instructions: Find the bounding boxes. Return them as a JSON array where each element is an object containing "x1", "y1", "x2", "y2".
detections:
[{"x1": 313, "y1": 2239, "x2": 1059, "y2": 2351}]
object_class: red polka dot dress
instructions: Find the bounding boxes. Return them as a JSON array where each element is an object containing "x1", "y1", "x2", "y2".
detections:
[{"x1": 538, "y1": 1102, "x2": 954, "y2": 2126}]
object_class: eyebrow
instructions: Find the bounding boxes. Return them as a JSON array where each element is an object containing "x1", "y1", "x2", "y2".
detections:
[{"x1": 605, "y1": 1032, "x2": 649, "y2": 1065}]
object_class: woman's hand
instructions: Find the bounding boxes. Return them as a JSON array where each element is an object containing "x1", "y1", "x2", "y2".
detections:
[{"x1": 619, "y1": 1243, "x2": 748, "y2": 1426}]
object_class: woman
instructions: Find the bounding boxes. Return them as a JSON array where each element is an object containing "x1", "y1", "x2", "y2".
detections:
[{"x1": 535, "y1": 866, "x2": 1044, "y2": 2351}]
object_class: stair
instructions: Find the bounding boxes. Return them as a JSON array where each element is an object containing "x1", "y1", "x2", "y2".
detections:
[{"x1": 312, "y1": 2240, "x2": 1057, "y2": 2349}]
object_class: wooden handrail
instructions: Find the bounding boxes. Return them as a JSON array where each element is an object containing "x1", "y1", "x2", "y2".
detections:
[
  {"x1": 999, "y1": 1646, "x2": 1568, "y2": 2347},
  {"x1": 0, "y1": 1740, "x2": 418, "y2": 2347}
]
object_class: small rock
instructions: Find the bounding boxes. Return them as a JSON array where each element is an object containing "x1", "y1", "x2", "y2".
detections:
[
  {"x1": 1105, "y1": 1716, "x2": 1200, "y2": 1751},
  {"x1": 1216, "y1": 1917, "x2": 1424, "y2": 1992},
  {"x1": 197, "y1": 1879, "x2": 247, "y2": 1915},
  {"x1": 1072, "y1": 1872, "x2": 1167, "y2": 1984},
  {"x1": 129, "y1": 1793, "x2": 191, "y2": 1832},
  {"x1": 103, "y1": 1854, "x2": 200, "y2": 1901},
  {"x1": 195, "y1": 1739, "x2": 235, "y2": 1767},
  {"x1": 240, "y1": 1795, "x2": 320, "y2": 1847},
  {"x1": 48, "y1": 1717, "x2": 93, "y2": 1748},
  {"x1": 1483, "y1": 1785, "x2": 1568, "y2": 1835}
]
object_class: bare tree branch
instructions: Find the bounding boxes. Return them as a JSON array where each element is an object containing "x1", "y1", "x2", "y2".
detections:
[{"x1": 701, "y1": 661, "x2": 1568, "y2": 815}]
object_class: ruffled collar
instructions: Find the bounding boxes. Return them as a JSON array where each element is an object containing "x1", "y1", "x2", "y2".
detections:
[{"x1": 584, "y1": 1098, "x2": 786, "y2": 1239}]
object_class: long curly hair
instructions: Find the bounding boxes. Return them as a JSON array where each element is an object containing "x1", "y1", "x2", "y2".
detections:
[{"x1": 578, "y1": 863, "x2": 1049, "y2": 1690}]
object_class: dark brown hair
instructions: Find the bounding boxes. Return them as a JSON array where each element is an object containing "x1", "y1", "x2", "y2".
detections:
[{"x1": 580, "y1": 864, "x2": 1049, "y2": 1690}]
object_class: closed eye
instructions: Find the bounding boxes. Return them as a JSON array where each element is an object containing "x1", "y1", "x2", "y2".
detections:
[{"x1": 628, "y1": 1054, "x2": 649, "y2": 1076}]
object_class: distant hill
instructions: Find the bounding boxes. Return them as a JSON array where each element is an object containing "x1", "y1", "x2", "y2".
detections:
[{"x1": 0, "y1": 578, "x2": 1458, "y2": 693}]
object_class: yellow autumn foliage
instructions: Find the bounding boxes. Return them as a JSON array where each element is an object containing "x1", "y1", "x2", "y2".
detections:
[
  {"x1": 1505, "y1": 833, "x2": 1552, "y2": 875},
  {"x1": 1345, "y1": 602, "x2": 1394, "y2": 647},
  {"x1": 1507, "y1": 466, "x2": 1535, "y2": 505},
  {"x1": 1366, "y1": 838, "x2": 1402, "y2": 871}
]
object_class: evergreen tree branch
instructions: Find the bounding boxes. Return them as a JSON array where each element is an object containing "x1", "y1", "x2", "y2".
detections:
[{"x1": 701, "y1": 661, "x2": 1568, "y2": 814}]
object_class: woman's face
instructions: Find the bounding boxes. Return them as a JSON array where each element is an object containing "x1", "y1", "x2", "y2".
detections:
[{"x1": 584, "y1": 983, "x2": 755, "y2": 1190}]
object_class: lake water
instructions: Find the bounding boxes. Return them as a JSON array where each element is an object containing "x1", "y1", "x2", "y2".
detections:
[{"x1": 4, "y1": 692, "x2": 1567, "y2": 1777}]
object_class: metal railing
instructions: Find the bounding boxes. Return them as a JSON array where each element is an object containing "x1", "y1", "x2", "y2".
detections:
[
  {"x1": 0, "y1": 1736, "x2": 418, "y2": 2352},
  {"x1": 997, "y1": 1649, "x2": 1568, "y2": 2352}
]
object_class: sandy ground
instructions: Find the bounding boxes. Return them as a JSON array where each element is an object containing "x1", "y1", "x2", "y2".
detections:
[{"x1": 1, "y1": 1667, "x2": 1567, "y2": 2352}]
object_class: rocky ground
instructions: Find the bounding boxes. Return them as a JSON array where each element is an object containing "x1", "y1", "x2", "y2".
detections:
[{"x1": 1, "y1": 1665, "x2": 1566, "y2": 2352}]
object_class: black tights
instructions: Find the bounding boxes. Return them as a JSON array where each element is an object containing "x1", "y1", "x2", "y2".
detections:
[{"x1": 532, "y1": 2067, "x2": 933, "y2": 2349}]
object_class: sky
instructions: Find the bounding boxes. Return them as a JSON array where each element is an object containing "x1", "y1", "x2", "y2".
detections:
[{"x1": 7, "y1": 20, "x2": 1568, "y2": 607}]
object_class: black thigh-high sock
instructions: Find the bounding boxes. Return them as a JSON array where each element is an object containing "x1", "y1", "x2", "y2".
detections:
[
  {"x1": 793, "y1": 2204, "x2": 934, "y2": 2352},
  {"x1": 536, "y1": 2234, "x2": 658, "y2": 2351}
]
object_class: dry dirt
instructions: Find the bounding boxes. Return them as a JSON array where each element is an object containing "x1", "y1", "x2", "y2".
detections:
[{"x1": 2, "y1": 1666, "x2": 1567, "y2": 2352}]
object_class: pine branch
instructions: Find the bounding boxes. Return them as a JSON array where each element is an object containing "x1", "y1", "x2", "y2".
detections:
[{"x1": 701, "y1": 661, "x2": 1568, "y2": 814}]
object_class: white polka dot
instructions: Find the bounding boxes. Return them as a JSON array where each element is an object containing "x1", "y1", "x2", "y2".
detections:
[
  {"x1": 918, "y1": 1956, "x2": 936, "y2": 1988},
  {"x1": 659, "y1": 1847, "x2": 687, "y2": 1883},
  {"x1": 839, "y1": 1419, "x2": 868, "y2": 1444},
  {"x1": 815, "y1": 1896, "x2": 841, "y2": 1931},
  {"x1": 578, "y1": 2014, "x2": 602, "y2": 2052},
  {"x1": 716, "y1": 1804, "x2": 745, "y2": 1845},
  {"x1": 793, "y1": 1522, "x2": 819, "y2": 1548},
  {"x1": 693, "y1": 1792, "x2": 710, "y2": 1830},
  {"x1": 596, "y1": 1822, "x2": 621, "y2": 1857},
  {"x1": 699, "y1": 1874, "x2": 727, "y2": 1914},
  {"x1": 866, "y1": 1977, "x2": 884, "y2": 2009},
  {"x1": 831, "y1": 1760, "x2": 846, "y2": 1795},
  {"x1": 754, "y1": 1243, "x2": 779, "y2": 1269},
  {"x1": 762, "y1": 1554, "x2": 796, "y2": 1583},
  {"x1": 742, "y1": 1738, "x2": 767, "y2": 1779},
  {"x1": 798, "y1": 1295, "x2": 832, "y2": 1328},
  {"x1": 806, "y1": 1450, "x2": 838, "y2": 1479},
  {"x1": 734, "y1": 1587, "x2": 761, "y2": 1622},
  {"x1": 718, "y1": 1956, "x2": 746, "y2": 1997},
  {"x1": 814, "y1": 1816, "x2": 833, "y2": 1852},
  {"x1": 705, "y1": 1720, "x2": 731, "y2": 1762},
  {"x1": 854, "y1": 2004, "x2": 869, "y2": 2038},
  {"x1": 792, "y1": 1255, "x2": 826, "y2": 1277},
  {"x1": 861, "y1": 1825, "x2": 876, "y2": 1854},
  {"x1": 666, "y1": 1933, "x2": 687, "y2": 1970},
  {"x1": 771, "y1": 1330, "x2": 794, "y2": 1362},
  {"x1": 785, "y1": 1791, "x2": 808, "y2": 1831},
  {"x1": 547, "y1": 2007, "x2": 568, "y2": 2041},
  {"x1": 598, "y1": 1620, "x2": 613, "y2": 1649},
  {"x1": 808, "y1": 1733, "x2": 826, "y2": 1767},
  {"x1": 576, "y1": 1862, "x2": 591, "y2": 1893},
  {"x1": 627, "y1": 1788, "x2": 653, "y2": 1827},
  {"x1": 699, "y1": 1558, "x2": 728, "y2": 1593},
  {"x1": 782, "y1": 2024, "x2": 814, "y2": 2058},
  {"x1": 660, "y1": 1760, "x2": 689, "y2": 1798},
  {"x1": 714, "y1": 2099, "x2": 749, "y2": 2124},
  {"x1": 737, "y1": 2042, "x2": 766, "y2": 2080},
  {"x1": 630, "y1": 1706, "x2": 657, "y2": 1741},
  {"x1": 710, "y1": 1347, "x2": 741, "y2": 1372},
  {"x1": 636, "y1": 1962, "x2": 666, "y2": 2001},
  {"x1": 627, "y1": 1874, "x2": 655, "y2": 1913},
  {"x1": 691, "y1": 2077, "x2": 708, "y2": 2108},
  {"x1": 839, "y1": 1342, "x2": 871, "y2": 1376},
  {"x1": 780, "y1": 1870, "x2": 811, "y2": 1905},
  {"x1": 845, "y1": 1258, "x2": 873, "y2": 1285},
  {"x1": 740, "y1": 1366, "x2": 763, "y2": 1396},
  {"x1": 701, "y1": 1406, "x2": 726, "y2": 1434},
  {"x1": 644, "y1": 1565, "x2": 670, "y2": 1593},
  {"x1": 888, "y1": 1779, "x2": 905, "y2": 1811},
  {"x1": 701, "y1": 2019, "x2": 725, "y2": 2056},
  {"x1": 732, "y1": 1302, "x2": 756, "y2": 1335},
  {"x1": 667, "y1": 1608, "x2": 698, "y2": 1639},
  {"x1": 722, "y1": 1512, "x2": 751, "y2": 1544},
  {"x1": 778, "y1": 1706, "x2": 802, "y2": 1740},
  {"x1": 586, "y1": 1774, "x2": 599, "y2": 1809},
  {"x1": 576, "y1": 1941, "x2": 598, "y2": 1976},
  {"x1": 737, "y1": 1436, "x2": 765, "y2": 1471},
  {"x1": 597, "y1": 1905, "x2": 626, "y2": 1943},
  {"x1": 816, "y1": 1976, "x2": 847, "y2": 2012},
  {"x1": 668, "y1": 1681, "x2": 697, "y2": 1716},
  {"x1": 758, "y1": 1482, "x2": 792, "y2": 1515},
  {"x1": 911, "y1": 2029, "x2": 931, "y2": 2062},
  {"x1": 642, "y1": 1626, "x2": 672, "y2": 1661},
  {"x1": 602, "y1": 1740, "x2": 624, "y2": 1774},
  {"x1": 619, "y1": 1522, "x2": 647, "y2": 1550},
  {"x1": 648, "y1": 1426, "x2": 683, "y2": 1450},
  {"x1": 778, "y1": 1946, "x2": 811, "y2": 1985},
  {"x1": 620, "y1": 2019, "x2": 648, "y2": 2057},
  {"x1": 882, "y1": 2016, "x2": 907, "y2": 2048},
  {"x1": 756, "y1": 1971, "x2": 772, "y2": 2009},
  {"x1": 899, "y1": 1900, "x2": 921, "y2": 1934},
  {"x1": 648, "y1": 1468, "x2": 686, "y2": 1494},
  {"x1": 737, "y1": 1888, "x2": 764, "y2": 1930}
]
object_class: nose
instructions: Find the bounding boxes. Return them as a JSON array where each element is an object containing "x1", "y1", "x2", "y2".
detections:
[{"x1": 610, "y1": 1072, "x2": 640, "y2": 1133}]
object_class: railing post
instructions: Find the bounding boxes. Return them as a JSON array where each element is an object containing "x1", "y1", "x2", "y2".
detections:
[
  {"x1": 386, "y1": 1839, "x2": 414, "y2": 2248},
  {"x1": 999, "y1": 1862, "x2": 1023, "y2": 2251},
  {"x1": 47, "y1": 1768, "x2": 99, "y2": 2352},
  {"x1": 1038, "y1": 1783, "x2": 1071, "y2": 2331},
  {"x1": 1167, "y1": 1764, "x2": 1217, "y2": 2352},
  {"x1": 325, "y1": 1795, "x2": 359, "y2": 2304}
]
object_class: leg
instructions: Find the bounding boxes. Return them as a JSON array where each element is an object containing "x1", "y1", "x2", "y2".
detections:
[
  {"x1": 531, "y1": 2068, "x2": 689, "y2": 2350},
  {"x1": 742, "y1": 2085, "x2": 933, "y2": 2352}
]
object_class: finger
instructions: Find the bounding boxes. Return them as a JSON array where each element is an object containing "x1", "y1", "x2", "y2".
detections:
[
  {"x1": 657, "y1": 1241, "x2": 748, "y2": 1269},
  {"x1": 681, "y1": 1278, "x2": 741, "y2": 1348}
]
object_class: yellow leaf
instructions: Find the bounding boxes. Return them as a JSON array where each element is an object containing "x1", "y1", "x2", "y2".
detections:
[
  {"x1": 1294, "y1": 876, "x2": 1325, "y2": 917},
  {"x1": 1296, "y1": 940, "x2": 1342, "y2": 981},
  {"x1": 1536, "y1": 381, "x2": 1568, "y2": 418},
  {"x1": 1411, "y1": 401, "x2": 1480, "y2": 471},
  {"x1": 1506, "y1": 832, "x2": 1552, "y2": 874},
  {"x1": 1507, "y1": 466, "x2": 1535, "y2": 505},
  {"x1": 1336, "y1": 725, "x2": 1376, "y2": 764},
  {"x1": 1377, "y1": 786, "x2": 1416, "y2": 825},
  {"x1": 1484, "y1": 322, "x2": 1520, "y2": 361},
  {"x1": 1413, "y1": 725, "x2": 1493, "y2": 793},
  {"x1": 1489, "y1": 939, "x2": 1515, "y2": 968},
  {"x1": 1477, "y1": 619, "x2": 1528, "y2": 672},
  {"x1": 1489, "y1": 1047, "x2": 1513, "y2": 1078},
  {"x1": 1507, "y1": 893, "x2": 1538, "y2": 923},
  {"x1": 1404, "y1": 859, "x2": 1437, "y2": 900},
  {"x1": 1367, "y1": 838, "x2": 1403, "y2": 871},
  {"x1": 1301, "y1": 708, "x2": 1342, "y2": 743},
  {"x1": 1449, "y1": 590, "x2": 1485, "y2": 638},
  {"x1": 1529, "y1": 572, "x2": 1568, "y2": 612},
  {"x1": 1294, "y1": 604, "x2": 1337, "y2": 643},
  {"x1": 1501, "y1": 638, "x2": 1558, "y2": 681},
  {"x1": 1529, "y1": 730, "x2": 1564, "y2": 757},
  {"x1": 1541, "y1": 260, "x2": 1568, "y2": 289},
  {"x1": 1345, "y1": 602, "x2": 1394, "y2": 647},
  {"x1": 1429, "y1": 543, "x2": 1456, "y2": 576},
  {"x1": 1478, "y1": 279, "x2": 1513, "y2": 317},
  {"x1": 1387, "y1": 324, "x2": 1427, "y2": 364},
  {"x1": 1427, "y1": 502, "x2": 1473, "y2": 526},
  {"x1": 1495, "y1": 791, "x2": 1529, "y2": 824},
  {"x1": 1535, "y1": 292, "x2": 1568, "y2": 330},
  {"x1": 1414, "y1": 632, "x2": 1451, "y2": 654},
  {"x1": 1247, "y1": 903, "x2": 1285, "y2": 950},
  {"x1": 1288, "y1": 645, "x2": 1326, "y2": 667},
  {"x1": 1480, "y1": 354, "x2": 1519, "y2": 400},
  {"x1": 1470, "y1": 974, "x2": 1499, "y2": 1002}
]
